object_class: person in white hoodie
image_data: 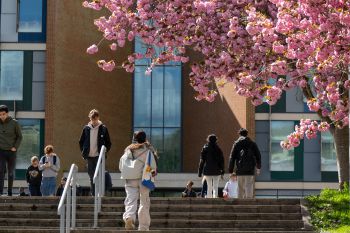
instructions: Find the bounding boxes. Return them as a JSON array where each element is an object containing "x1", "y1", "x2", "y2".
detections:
[
  {"x1": 223, "y1": 173, "x2": 238, "y2": 199},
  {"x1": 119, "y1": 131, "x2": 157, "y2": 231},
  {"x1": 79, "y1": 109, "x2": 111, "y2": 196}
]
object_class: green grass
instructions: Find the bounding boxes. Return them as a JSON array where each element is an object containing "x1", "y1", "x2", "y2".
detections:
[
  {"x1": 305, "y1": 185, "x2": 350, "y2": 232},
  {"x1": 330, "y1": 226, "x2": 350, "y2": 233}
]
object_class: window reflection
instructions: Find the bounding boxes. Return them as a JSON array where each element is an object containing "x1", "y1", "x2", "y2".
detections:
[
  {"x1": 17, "y1": 119, "x2": 41, "y2": 169},
  {"x1": 151, "y1": 67, "x2": 164, "y2": 127},
  {"x1": 164, "y1": 67, "x2": 181, "y2": 127},
  {"x1": 18, "y1": 0, "x2": 43, "y2": 33},
  {"x1": 270, "y1": 121, "x2": 295, "y2": 171},
  {"x1": 133, "y1": 39, "x2": 182, "y2": 172},
  {"x1": 134, "y1": 67, "x2": 151, "y2": 127},
  {"x1": 321, "y1": 131, "x2": 337, "y2": 171},
  {"x1": 0, "y1": 51, "x2": 24, "y2": 100}
]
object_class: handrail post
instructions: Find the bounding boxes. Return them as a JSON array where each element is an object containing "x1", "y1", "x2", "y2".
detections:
[
  {"x1": 66, "y1": 186, "x2": 71, "y2": 233},
  {"x1": 71, "y1": 172, "x2": 77, "y2": 229},
  {"x1": 92, "y1": 145, "x2": 106, "y2": 228},
  {"x1": 60, "y1": 207, "x2": 65, "y2": 233},
  {"x1": 58, "y1": 164, "x2": 78, "y2": 233}
]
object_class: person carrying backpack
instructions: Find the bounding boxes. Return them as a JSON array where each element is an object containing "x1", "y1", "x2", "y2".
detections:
[
  {"x1": 228, "y1": 128, "x2": 261, "y2": 199},
  {"x1": 39, "y1": 145, "x2": 60, "y2": 196}
]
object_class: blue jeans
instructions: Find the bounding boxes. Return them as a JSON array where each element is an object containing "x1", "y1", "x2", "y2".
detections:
[{"x1": 41, "y1": 177, "x2": 56, "y2": 196}]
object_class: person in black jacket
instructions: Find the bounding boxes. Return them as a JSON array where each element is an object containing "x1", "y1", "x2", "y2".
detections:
[
  {"x1": 79, "y1": 109, "x2": 111, "y2": 196},
  {"x1": 198, "y1": 134, "x2": 224, "y2": 198},
  {"x1": 25, "y1": 156, "x2": 42, "y2": 196},
  {"x1": 228, "y1": 128, "x2": 261, "y2": 199}
]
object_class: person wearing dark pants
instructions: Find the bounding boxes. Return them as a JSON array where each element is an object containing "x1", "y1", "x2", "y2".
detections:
[
  {"x1": 0, "y1": 105, "x2": 22, "y2": 196},
  {"x1": 79, "y1": 109, "x2": 111, "y2": 196},
  {"x1": 26, "y1": 155, "x2": 42, "y2": 196}
]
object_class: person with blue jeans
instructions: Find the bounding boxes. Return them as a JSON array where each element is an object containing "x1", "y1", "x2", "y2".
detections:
[{"x1": 39, "y1": 145, "x2": 60, "y2": 196}]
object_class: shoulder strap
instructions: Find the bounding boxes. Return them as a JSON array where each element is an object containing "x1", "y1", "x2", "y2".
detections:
[
  {"x1": 41, "y1": 156, "x2": 46, "y2": 164},
  {"x1": 53, "y1": 156, "x2": 57, "y2": 165},
  {"x1": 133, "y1": 149, "x2": 149, "y2": 161}
]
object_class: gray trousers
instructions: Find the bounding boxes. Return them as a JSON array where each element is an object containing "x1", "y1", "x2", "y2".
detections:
[
  {"x1": 237, "y1": 176, "x2": 255, "y2": 198},
  {"x1": 123, "y1": 179, "x2": 151, "y2": 231}
]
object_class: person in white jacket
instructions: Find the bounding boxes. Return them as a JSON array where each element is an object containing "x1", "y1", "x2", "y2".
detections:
[
  {"x1": 119, "y1": 131, "x2": 157, "y2": 231},
  {"x1": 223, "y1": 173, "x2": 238, "y2": 198}
]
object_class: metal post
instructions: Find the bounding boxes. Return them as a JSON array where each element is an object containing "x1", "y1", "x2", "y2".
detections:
[
  {"x1": 66, "y1": 187, "x2": 71, "y2": 233},
  {"x1": 102, "y1": 153, "x2": 105, "y2": 197},
  {"x1": 94, "y1": 181, "x2": 98, "y2": 228},
  {"x1": 71, "y1": 172, "x2": 77, "y2": 229},
  {"x1": 60, "y1": 208, "x2": 65, "y2": 233}
]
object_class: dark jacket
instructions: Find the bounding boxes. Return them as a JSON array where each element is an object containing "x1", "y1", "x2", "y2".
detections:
[
  {"x1": 182, "y1": 188, "x2": 197, "y2": 198},
  {"x1": 56, "y1": 185, "x2": 64, "y2": 196},
  {"x1": 228, "y1": 136, "x2": 261, "y2": 175},
  {"x1": 198, "y1": 142, "x2": 224, "y2": 176},
  {"x1": 0, "y1": 116, "x2": 22, "y2": 151},
  {"x1": 25, "y1": 165, "x2": 42, "y2": 186},
  {"x1": 79, "y1": 124, "x2": 111, "y2": 159}
]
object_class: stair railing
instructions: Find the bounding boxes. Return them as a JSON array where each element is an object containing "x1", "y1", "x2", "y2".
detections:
[
  {"x1": 57, "y1": 164, "x2": 78, "y2": 233},
  {"x1": 93, "y1": 145, "x2": 106, "y2": 228}
]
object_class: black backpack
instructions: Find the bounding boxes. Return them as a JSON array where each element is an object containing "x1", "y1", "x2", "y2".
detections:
[
  {"x1": 41, "y1": 155, "x2": 57, "y2": 165},
  {"x1": 237, "y1": 147, "x2": 255, "y2": 172}
]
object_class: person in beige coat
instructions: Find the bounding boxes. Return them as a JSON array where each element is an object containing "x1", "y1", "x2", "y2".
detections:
[{"x1": 119, "y1": 131, "x2": 157, "y2": 231}]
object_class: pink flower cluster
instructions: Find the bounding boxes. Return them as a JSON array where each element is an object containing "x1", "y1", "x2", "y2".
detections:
[
  {"x1": 281, "y1": 119, "x2": 330, "y2": 150},
  {"x1": 84, "y1": 0, "x2": 350, "y2": 145}
]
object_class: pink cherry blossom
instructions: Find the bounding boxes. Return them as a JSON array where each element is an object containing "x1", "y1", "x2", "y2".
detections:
[{"x1": 86, "y1": 44, "x2": 98, "y2": 54}]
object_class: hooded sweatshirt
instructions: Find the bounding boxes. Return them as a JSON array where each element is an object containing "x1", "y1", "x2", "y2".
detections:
[
  {"x1": 0, "y1": 116, "x2": 22, "y2": 151},
  {"x1": 39, "y1": 154, "x2": 60, "y2": 177},
  {"x1": 88, "y1": 121, "x2": 102, "y2": 157}
]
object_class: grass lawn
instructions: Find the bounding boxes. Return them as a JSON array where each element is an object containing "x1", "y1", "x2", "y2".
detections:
[{"x1": 305, "y1": 185, "x2": 350, "y2": 232}]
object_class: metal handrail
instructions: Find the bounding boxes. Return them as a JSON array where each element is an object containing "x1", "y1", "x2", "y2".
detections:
[
  {"x1": 92, "y1": 145, "x2": 106, "y2": 228},
  {"x1": 57, "y1": 164, "x2": 78, "y2": 233}
]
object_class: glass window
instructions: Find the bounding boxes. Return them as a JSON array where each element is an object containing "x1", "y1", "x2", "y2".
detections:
[
  {"x1": 321, "y1": 131, "x2": 337, "y2": 171},
  {"x1": 164, "y1": 67, "x2": 181, "y2": 127},
  {"x1": 0, "y1": 51, "x2": 24, "y2": 100},
  {"x1": 18, "y1": 0, "x2": 43, "y2": 33},
  {"x1": 270, "y1": 121, "x2": 295, "y2": 171},
  {"x1": 133, "y1": 40, "x2": 182, "y2": 172},
  {"x1": 16, "y1": 119, "x2": 41, "y2": 170},
  {"x1": 134, "y1": 66, "x2": 151, "y2": 127},
  {"x1": 151, "y1": 67, "x2": 164, "y2": 127}
]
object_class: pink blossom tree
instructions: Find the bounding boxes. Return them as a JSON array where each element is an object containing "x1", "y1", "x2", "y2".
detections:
[{"x1": 83, "y1": 0, "x2": 350, "y2": 188}]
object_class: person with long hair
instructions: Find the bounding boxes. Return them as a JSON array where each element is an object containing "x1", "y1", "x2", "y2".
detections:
[
  {"x1": 120, "y1": 130, "x2": 157, "y2": 231},
  {"x1": 198, "y1": 134, "x2": 224, "y2": 198}
]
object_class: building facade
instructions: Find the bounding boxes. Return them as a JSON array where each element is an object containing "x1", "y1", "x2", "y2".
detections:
[{"x1": 0, "y1": 0, "x2": 338, "y2": 195}]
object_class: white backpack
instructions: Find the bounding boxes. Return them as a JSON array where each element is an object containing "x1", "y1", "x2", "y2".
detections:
[{"x1": 119, "y1": 149, "x2": 147, "y2": 179}]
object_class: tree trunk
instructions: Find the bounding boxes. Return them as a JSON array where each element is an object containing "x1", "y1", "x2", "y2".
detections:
[{"x1": 331, "y1": 126, "x2": 349, "y2": 190}]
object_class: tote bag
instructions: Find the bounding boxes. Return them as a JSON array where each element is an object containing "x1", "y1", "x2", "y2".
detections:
[
  {"x1": 119, "y1": 149, "x2": 147, "y2": 179},
  {"x1": 141, "y1": 150, "x2": 156, "y2": 191}
]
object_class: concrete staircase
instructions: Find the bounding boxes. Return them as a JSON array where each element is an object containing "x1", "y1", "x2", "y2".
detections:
[{"x1": 0, "y1": 197, "x2": 314, "y2": 233}]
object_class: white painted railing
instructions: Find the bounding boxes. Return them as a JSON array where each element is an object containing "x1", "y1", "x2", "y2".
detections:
[
  {"x1": 57, "y1": 164, "x2": 78, "y2": 233},
  {"x1": 93, "y1": 145, "x2": 106, "y2": 228}
]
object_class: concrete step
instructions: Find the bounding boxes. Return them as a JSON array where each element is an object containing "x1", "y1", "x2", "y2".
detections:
[
  {"x1": 0, "y1": 228, "x2": 315, "y2": 233},
  {"x1": 0, "y1": 218, "x2": 305, "y2": 229},
  {"x1": 0, "y1": 211, "x2": 302, "y2": 220},
  {"x1": 0, "y1": 197, "x2": 301, "y2": 205},
  {"x1": 0, "y1": 203, "x2": 301, "y2": 213}
]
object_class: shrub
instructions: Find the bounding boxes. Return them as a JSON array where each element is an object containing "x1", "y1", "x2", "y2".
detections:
[{"x1": 305, "y1": 184, "x2": 350, "y2": 232}]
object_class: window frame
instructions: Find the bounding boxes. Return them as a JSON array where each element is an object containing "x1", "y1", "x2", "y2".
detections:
[
  {"x1": 270, "y1": 120, "x2": 304, "y2": 180},
  {"x1": 17, "y1": 0, "x2": 46, "y2": 43},
  {"x1": 0, "y1": 50, "x2": 32, "y2": 111},
  {"x1": 132, "y1": 41, "x2": 183, "y2": 172}
]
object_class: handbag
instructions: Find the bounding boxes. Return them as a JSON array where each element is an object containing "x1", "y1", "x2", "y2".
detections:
[
  {"x1": 119, "y1": 149, "x2": 147, "y2": 179},
  {"x1": 141, "y1": 150, "x2": 156, "y2": 191}
]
